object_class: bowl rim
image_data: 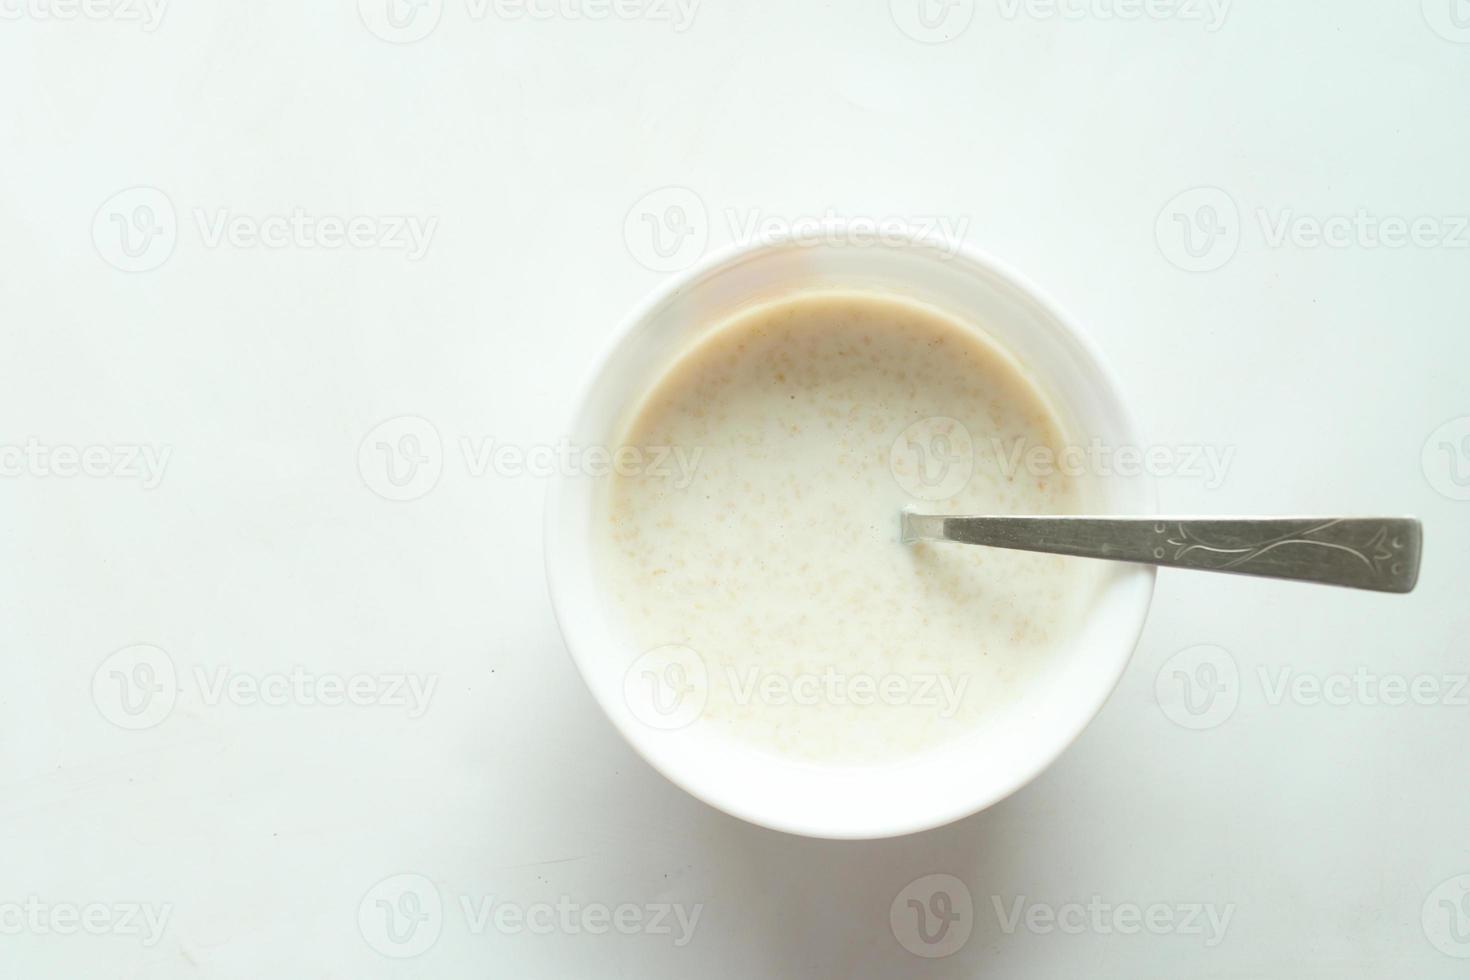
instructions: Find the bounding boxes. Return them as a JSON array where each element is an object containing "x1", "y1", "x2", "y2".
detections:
[{"x1": 544, "y1": 228, "x2": 1158, "y2": 839}]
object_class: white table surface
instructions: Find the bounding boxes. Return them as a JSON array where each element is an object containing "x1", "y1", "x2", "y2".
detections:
[{"x1": 3, "y1": 2, "x2": 1468, "y2": 976}]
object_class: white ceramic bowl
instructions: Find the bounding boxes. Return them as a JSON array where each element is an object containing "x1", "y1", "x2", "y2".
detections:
[{"x1": 545, "y1": 231, "x2": 1156, "y2": 839}]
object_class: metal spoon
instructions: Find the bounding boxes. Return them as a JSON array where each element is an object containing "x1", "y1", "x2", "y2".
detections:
[{"x1": 900, "y1": 514, "x2": 1422, "y2": 593}]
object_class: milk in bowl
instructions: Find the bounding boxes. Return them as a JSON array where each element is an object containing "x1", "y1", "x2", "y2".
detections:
[{"x1": 595, "y1": 290, "x2": 1106, "y2": 765}]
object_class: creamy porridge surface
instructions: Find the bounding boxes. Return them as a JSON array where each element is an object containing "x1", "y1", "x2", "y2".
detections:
[{"x1": 597, "y1": 291, "x2": 1103, "y2": 764}]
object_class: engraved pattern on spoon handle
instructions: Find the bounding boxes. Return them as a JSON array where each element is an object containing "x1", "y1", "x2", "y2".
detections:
[{"x1": 901, "y1": 516, "x2": 1422, "y2": 593}]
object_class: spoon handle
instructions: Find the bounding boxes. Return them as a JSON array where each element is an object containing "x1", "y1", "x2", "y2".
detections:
[{"x1": 900, "y1": 515, "x2": 1422, "y2": 593}]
